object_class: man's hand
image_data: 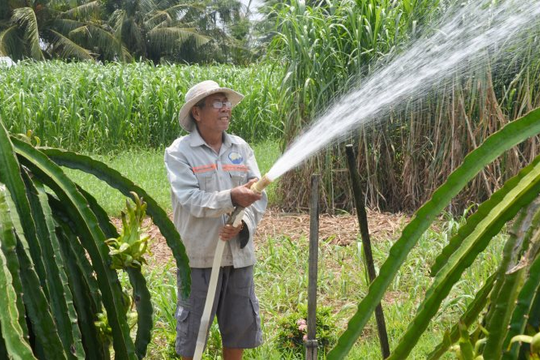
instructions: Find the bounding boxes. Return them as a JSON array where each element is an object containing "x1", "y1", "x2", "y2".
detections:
[
  {"x1": 230, "y1": 178, "x2": 262, "y2": 208},
  {"x1": 219, "y1": 222, "x2": 243, "y2": 241}
]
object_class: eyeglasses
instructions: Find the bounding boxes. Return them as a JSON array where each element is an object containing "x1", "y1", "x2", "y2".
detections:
[{"x1": 211, "y1": 101, "x2": 232, "y2": 109}]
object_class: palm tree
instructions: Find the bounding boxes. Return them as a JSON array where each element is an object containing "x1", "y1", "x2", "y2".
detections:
[
  {"x1": 251, "y1": 0, "x2": 285, "y2": 54},
  {"x1": 163, "y1": 0, "x2": 254, "y2": 64},
  {"x1": 0, "y1": 0, "x2": 126, "y2": 61},
  {"x1": 52, "y1": 1, "x2": 130, "y2": 61},
  {"x1": 0, "y1": 0, "x2": 47, "y2": 60},
  {"x1": 0, "y1": 0, "x2": 255, "y2": 63},
  {"x1": 102, "y1": 0, "x2": 211, "y2": 63}
]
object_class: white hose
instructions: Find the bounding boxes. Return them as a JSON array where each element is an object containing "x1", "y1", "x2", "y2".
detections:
[{"x1": 193, "y1": 209, "x2": 245, "y2": 360}]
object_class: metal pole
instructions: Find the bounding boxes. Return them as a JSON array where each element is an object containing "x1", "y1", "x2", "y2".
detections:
[
  {"x1": 345, "y1": 144, "x2": 390, "y2": 359},
  {"x1": 306, "y1": 174, "x2": 320, "y2": 360}
]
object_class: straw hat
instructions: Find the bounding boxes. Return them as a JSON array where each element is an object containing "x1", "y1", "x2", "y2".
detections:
[{"x1": 178, "y1": 80, "x2": 244, "y2": 132}]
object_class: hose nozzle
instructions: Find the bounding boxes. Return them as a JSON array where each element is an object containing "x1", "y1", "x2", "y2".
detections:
[{"x1": 251, "y1": 174, "x2": 272, "y2": 194}]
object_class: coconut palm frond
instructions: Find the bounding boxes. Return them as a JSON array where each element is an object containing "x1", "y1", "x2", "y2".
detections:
[
  {"x1": 138, "y1": 0, "x2": 158, "y2": 16},
  {"x1": 144, "y1": 10, "x2": 171, "y2": 29},
  {"x1": 159, "y1": 4, "x2": 194, "y2": 22},
  {"x1": 68, "y1": 25, "x2": 91, "y2": 42},
  {"x1": 53, "y1": 18, "x2": 85, "y2": 34},
  {"x1": 12, "y1": 7, "x2": 43, "y2": 60},
  {"x1": 62, "y1": 1, "x2": 101, "y2": 21},
  {"x1": 110, "y1": 9, "x2": 127, "y2": 39},
  {"x1": 0, "y1": 25, "x2": 19, "y2": 57},
  {"x1": 69, "y1": 24, "x2": 123, "y2": 61},
  {"x1": 148, "y1": 26, "x2": 210, "y2": 52},
  {"x1": 87, "y1": 24, "x2": 131, "y2": 61},
  {"x1": 121, "y1": 44, "x2": 133, "y2": 62},
  {"x1": 0, "y1": 19, "x2": 11, "y2": 28},
  {"x1": 213, "y1": 0, "x2": 242, "y2": 24},
  {"x1": 127, "y1": 19, "x2": 144, "y2": 51},
  {"x1": 49, "y1": 29, "x2": 94, "y2": 60}
]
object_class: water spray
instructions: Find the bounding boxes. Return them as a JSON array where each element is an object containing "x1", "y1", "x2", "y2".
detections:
[{"x1": 193, "y1": 175, "x2": 272, "y2": 360}]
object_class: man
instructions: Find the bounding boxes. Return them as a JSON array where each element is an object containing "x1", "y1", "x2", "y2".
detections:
[{"x1": 164, "y1": 80, "x2": 267, "y2": 360}]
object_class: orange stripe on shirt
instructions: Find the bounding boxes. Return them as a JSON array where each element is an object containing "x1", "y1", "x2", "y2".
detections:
[
  {"x1": 223, "y1": 164, "x2": 248, "y2": 172},
  {"x1": 192, "y1": 164, "x2": 217, "y2": 173}
]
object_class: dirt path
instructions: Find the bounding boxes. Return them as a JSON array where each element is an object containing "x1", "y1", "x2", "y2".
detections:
[{"x1": 144, "y1": 208, "x2": 409, "y2": 268}]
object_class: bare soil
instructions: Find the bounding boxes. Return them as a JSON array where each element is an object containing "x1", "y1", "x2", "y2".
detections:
[{"x1": 143, "y1": 208, "x2": 409, "y2": 268}]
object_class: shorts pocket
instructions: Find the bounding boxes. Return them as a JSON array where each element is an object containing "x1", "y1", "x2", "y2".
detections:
[
  {"x1": 249, "y1": 295, "x2": 263, "y2": 344},
  {"x1": 176, "y1": 307, "x2": 190, "y2": 336},
  {"x1": 250, "y1": 290, "x2": 261, "y2": 322}
]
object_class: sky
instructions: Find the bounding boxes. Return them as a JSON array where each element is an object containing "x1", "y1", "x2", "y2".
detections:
[{"x1": 239, "y1": 0, "x2": 264, "y2": 15}]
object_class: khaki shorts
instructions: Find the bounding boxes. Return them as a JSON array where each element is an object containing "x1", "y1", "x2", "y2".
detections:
[{"x1": 175, "y1": 266, "x2": 263, "y2": 357}]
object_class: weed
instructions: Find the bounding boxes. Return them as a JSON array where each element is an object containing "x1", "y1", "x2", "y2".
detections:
[{"x1": 276, "y1": 304, "x2": 337, "y2": 357}]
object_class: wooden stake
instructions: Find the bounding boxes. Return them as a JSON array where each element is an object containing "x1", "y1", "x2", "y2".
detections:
[{"x1": 345, "y1": 144, "x2": 390, "y2": 359}]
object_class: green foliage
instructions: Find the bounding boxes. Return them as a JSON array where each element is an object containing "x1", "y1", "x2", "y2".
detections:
[
  {"x1": 0, "y1": 116, "x2": 190, "y2": 359},
  {"x1": 509, "y1": 332, "x2": 540, "y2": 359},
  {"x1": 268, "y1": 0, "x2": 440, "y2": 140},
  {"x1": 106, "y1": 193, "x2": 151, "y2": 269},
  {"x1": 276, "y1": 304, "x2": 337, "y2": 357},
  {"x1": 269, "y1": 0, "x2": 540, "y2": 214},
  {"x1": 328, "y1": 108, "x2": 540, "y2": 359},
  {"x1": 0, "y1": 0, "x2": 255, "y2": 64}
]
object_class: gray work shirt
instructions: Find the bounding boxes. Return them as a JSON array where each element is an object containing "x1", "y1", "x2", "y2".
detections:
[{"x1": 164, "y1": 129, "x2": 267, "y2": 268}]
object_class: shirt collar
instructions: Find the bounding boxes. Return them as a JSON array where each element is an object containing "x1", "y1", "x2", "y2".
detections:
[{"x1": 189, "y1": 128, "x2": 240, "y2": 148}]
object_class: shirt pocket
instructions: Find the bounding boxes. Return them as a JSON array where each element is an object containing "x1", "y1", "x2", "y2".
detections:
[
  {"x1": 229, "y1": 171, "x2": 248, "y2": 187},
  {"x1": 195, "y1": 171, "x2": 219, "y2": 192}
]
